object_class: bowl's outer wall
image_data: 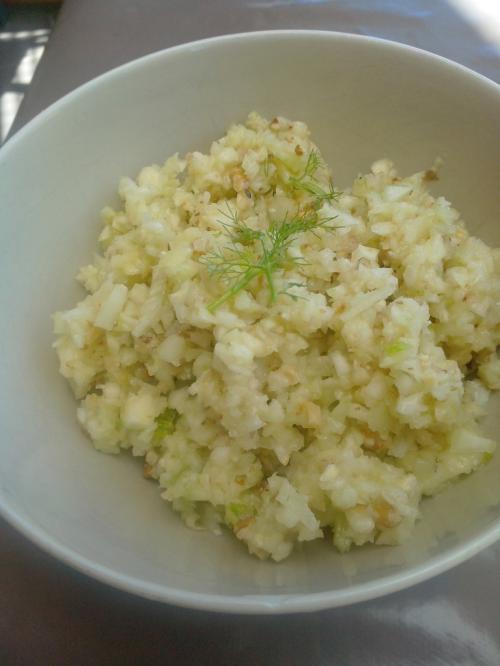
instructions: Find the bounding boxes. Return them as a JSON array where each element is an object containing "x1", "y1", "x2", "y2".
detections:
[{"x1": 0, "y1": 32, "x2": 499, "y2": 612}]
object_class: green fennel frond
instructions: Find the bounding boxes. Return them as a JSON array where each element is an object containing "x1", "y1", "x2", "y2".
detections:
[
  {"x1": 217, "y1": 202, "x2": 263, "y2": 246},
  {"x1": 201, "y1": 212, "x2": 337, "y2": 312},
  {"x1": 279, "y1": 281, "x2": 309, "y2": 302},
  {"x1": 303, "y1": 150, "x2": 324, "y2": 178},
  {"x1": 289, "y1": 150, "x2": 340, "y2": 205},
  {"x1": 200, "y1": 151, "x2": 342, "y2": 312}
]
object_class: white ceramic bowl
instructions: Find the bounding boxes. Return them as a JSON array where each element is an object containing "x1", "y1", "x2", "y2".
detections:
[{"x1": 0, "y1": 31, "x2": 499, "y2": 614}]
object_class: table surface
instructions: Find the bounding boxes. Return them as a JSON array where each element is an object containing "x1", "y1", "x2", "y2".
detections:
[{"x1": 4, "y1": 1, "x2": 500, "y2": 664}]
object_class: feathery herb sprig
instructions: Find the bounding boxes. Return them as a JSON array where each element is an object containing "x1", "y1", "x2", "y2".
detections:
[
  {"x1": 289, "y1": 151, "x2": 338, "y2": 206},
  {"x1": 200, "y1": 152, "x2": 341, "y2": 312}
]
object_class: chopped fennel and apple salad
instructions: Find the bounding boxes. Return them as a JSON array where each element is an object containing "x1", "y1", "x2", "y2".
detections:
[{"x1": 53, "y1": 113, "x2": 500, "y2": 561}]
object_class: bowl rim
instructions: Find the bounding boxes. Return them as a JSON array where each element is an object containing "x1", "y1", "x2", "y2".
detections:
[{"x1": 0, "y1": 28, "x2": 499, "y2": 614}]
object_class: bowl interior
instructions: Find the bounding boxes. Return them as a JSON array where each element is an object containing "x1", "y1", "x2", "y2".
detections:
[{"x1": 0, "y1": 31, "x2": 499, "y2": 612}]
